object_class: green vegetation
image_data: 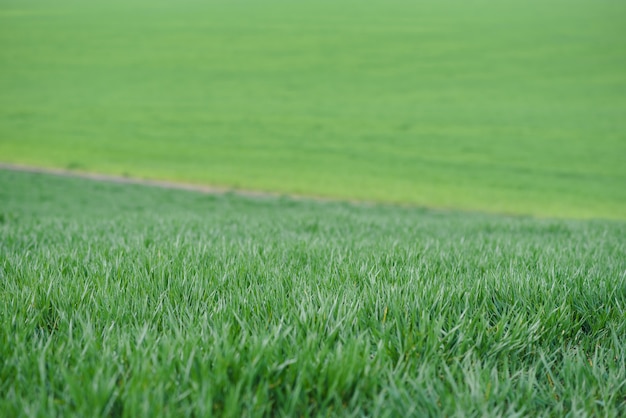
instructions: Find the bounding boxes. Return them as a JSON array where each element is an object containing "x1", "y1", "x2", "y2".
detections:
[
  {"x1": 2, "y1": 0, "x2": 626, "y2": 414},
  {"x1": 1, "y1": 0, "x2": 626, "y2": 219},
  {"x1": 2, "y1": 169, "x2": 625, "y2": 416}
]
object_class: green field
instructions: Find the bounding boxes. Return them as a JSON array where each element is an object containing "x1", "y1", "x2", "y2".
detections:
[
  {"x1": 1, "y1": 170, "x2": 625, "y2": 416},
  {"x1": 2, "y1": 0, "x2": 626, "y2": 415},
  {"x1": 1, "y1": 0, "x2": 626, "y2": 219}
]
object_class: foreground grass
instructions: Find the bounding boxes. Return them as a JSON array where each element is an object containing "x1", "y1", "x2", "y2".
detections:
[
  {"x1": 1, "y1": 0, "x2": 626, "y2": 218},
  {"x1": 1, "y1": 170, "x2": 625, "y2": 416}
]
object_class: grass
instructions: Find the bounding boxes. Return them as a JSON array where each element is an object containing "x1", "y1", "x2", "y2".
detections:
[
  {"x1": 1, "y1": 169, "x2": 625, "y2": 416},
  {"x1": 1, "y1": 0, "x2": 626, "y2": 219}
]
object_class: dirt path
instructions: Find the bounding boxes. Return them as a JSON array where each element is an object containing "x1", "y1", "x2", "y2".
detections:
[
  {"x1": 0, "y1": 162, "x2": 525, "y2": 218},
  {"x1": 0, "y1": 162, "x2": 340, "y2": 203}
]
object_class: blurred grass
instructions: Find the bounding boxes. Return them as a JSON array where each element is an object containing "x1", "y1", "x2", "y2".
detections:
[{"x1": 1, "y1": 0, "x2": 625, "y2": 218}]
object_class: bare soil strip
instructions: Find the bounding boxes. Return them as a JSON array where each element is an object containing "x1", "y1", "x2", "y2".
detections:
[
  {"x1": 0, "y1": 162, "x2": 339, "y2": 203},
  {"x1": 0, "y1": 163, "x2": 480, "y2": 213}
]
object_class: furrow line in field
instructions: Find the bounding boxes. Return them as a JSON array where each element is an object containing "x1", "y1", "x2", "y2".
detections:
[{"x1": 0, "y1": 162, "x2": 358, "y2": 205}]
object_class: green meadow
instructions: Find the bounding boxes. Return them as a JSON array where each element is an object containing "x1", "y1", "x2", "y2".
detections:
[
  {"x1": 1, "y1": 170, "x2": 626, "y2": 416},
  {"x1": 2, "y1": 0, "x2": 626, "y2": 416},
  {"x1": 1, "y1": 0, "x2": 626, "y2": 218}
]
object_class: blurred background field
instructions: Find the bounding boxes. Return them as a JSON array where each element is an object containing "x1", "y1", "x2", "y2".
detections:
[{"x1": 1, "y1": 0, "x2": 625, "y2": 218}]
